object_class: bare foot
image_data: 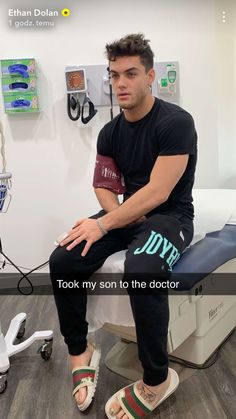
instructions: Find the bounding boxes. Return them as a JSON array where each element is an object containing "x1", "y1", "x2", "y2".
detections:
[
  {"x1": 109, "y1": 371, "x2": 171, "y2": 418},
  {"x1": 70, "y1": 342, "x2": 94, "y2": 406}
]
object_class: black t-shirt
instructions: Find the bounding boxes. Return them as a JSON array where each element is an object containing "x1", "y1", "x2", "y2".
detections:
[{"x1": 96, "y1": 98, "x2": 197, "y2": 223}]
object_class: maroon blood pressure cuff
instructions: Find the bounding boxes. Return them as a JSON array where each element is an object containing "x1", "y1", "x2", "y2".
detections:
[{"x1": 93, "y1": 154, "x2": 126, "y2": 194}]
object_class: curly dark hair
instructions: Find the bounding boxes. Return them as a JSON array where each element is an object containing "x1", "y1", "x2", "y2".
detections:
[{"x1": 105, "y1": 33, "x2": 154, "y2": 72}]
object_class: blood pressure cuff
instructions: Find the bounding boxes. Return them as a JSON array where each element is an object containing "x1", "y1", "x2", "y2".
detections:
[{"x1": 93, "y1": 154, "x2": 126, "y2": 194}]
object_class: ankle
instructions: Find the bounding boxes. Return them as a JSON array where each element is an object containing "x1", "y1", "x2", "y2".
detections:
[
  {"x1": 70, "y1": 343, "x2": 91, "y2": 357},
  {"x1": 143, "y1": 370, "x2": 170, "y2": 389},
  {"x1": 70, "y1": 343, "x2": 94, "y2": 365},
  {"x1": 142, "y1": 373, "x2": 170, "y2": 391}
]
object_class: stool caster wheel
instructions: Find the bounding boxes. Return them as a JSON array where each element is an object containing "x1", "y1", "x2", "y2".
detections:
[
  {"x1": 16, "y1": 319, "x2": 26, "y2": 339},
  {"x1": 37, "y1": 338, "x2": 53, "y2": 361},
  {"x1": 0, "y1": 373, "x2": 8, "y2": 394}
]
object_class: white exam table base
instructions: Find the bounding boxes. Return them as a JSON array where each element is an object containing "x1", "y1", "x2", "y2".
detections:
[{"x1": 102, "y1": 258, "x2": 236, "y2": 377}]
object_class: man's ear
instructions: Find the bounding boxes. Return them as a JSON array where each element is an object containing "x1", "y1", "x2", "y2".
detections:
[{"x1": 147, "y1": 68, "x2": 155, "y2": 86}]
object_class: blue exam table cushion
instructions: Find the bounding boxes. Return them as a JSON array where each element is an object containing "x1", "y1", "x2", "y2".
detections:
[{"x1": 172, "y1": 225, "x2": 236, "y2": 290}]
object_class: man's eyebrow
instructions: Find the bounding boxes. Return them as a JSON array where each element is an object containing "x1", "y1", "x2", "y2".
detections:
[{"x1": 109, "y1": 67, "x2": 139, "y2": 74}]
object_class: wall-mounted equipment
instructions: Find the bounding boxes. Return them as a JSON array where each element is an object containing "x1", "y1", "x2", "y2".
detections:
[
  {"x1": 65, "y1": 66, "x2": 97, "y2": 123},
  {"x1": 103, "y1": 68, "x2": 114, "y2": 120},
  {"x1": 71, "y1": 61, "x2": 180, "y2": 111},
  {"x1": 156, "y1": 62, "x2": 179, "y2": 103},
  {"x1": 0, "y1": 123, "x2": 12, "y2": 213},
  {"x1": 0, "y1": 58, "x2": 39, "y2": 113},
  {"x1": 2, "y1": 75, "x2": 37, "y2": 93}
]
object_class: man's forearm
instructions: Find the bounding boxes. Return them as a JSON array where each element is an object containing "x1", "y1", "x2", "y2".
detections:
[
  {"x1": 100, "y1": 183, "x2": 167, "y2": 230},
  {"x1": 94, "y1": 188, "x2": 120, "y2": 212}
]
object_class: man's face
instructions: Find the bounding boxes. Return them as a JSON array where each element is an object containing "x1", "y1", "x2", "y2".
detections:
[{"x1": 109, "y1": 55, "x2": 154, "y2": 110}]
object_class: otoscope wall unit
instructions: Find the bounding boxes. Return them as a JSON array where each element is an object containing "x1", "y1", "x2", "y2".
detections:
[
  {"x1": 79, "y1": 61, "x2": 179, "y2": 107},
  {"x1": 0, "y1": 58, "x2": 39, "y2": 113}
]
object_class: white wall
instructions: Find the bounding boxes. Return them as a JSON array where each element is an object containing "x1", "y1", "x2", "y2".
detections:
[
  {"x1": 0, "y1": 0, "x2": 235, "y2": 271},
  {"x1": 215, "y1": 0, "x2": 236, "y2": 187}
]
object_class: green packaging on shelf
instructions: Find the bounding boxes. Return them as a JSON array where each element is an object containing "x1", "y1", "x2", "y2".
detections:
[
  {"x1": 3, "y1": 92, "x2": 39, "y2": 113},
  {"x1": 1, "y1": 75, "x2": 37, "y2": 93},
  {"x1": 0, "y1": 58, "x2": 36, "y2": 77}
]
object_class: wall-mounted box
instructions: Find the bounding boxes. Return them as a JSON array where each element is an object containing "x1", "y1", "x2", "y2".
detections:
[
  {"x1": 1, "y1": 75, "x2": 37, "y2": 93},
  {"x1": 3, "y1": 92, "x2": 39, "y2": 113},
  {"x1": 1, "y1": 58, "x2": 36, "y2": 77},
  {"x1": 0, "y1": 58, "x2": 39, "y2": 113}
]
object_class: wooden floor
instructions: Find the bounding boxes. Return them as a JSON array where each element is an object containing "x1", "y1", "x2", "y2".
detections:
[{"x1": 0, "y1": 295, "x2": 235, "y2": 419}]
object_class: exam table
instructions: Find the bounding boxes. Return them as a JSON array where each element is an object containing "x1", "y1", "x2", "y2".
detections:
[{"x1": 87, "y1": 189, "x2": 236, "y2": 379}]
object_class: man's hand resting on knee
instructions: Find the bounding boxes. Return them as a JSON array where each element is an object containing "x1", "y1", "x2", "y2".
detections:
[{"x1": 59, "y1": 218, "x2": 104, "y2": 256}]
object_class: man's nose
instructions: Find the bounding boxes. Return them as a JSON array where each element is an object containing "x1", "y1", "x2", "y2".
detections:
[{"x1": 117, "y1": 75, "x2": 127, "y2": 89}]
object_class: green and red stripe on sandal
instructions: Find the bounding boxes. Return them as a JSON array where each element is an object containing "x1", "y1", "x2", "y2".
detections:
[{"x1": 105, "y1": 368, "x2": 179, "y2": 419}]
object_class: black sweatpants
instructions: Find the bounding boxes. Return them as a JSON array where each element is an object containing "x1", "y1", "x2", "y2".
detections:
[{"x1": 49, "y1": 211, "x2": 193, "y2": 386}]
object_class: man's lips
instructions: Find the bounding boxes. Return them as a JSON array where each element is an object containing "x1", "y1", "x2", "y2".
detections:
[{"x1": 118, "y1": 93, "x2": 130, "y2": 98}]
